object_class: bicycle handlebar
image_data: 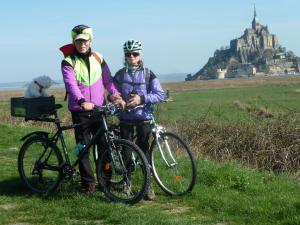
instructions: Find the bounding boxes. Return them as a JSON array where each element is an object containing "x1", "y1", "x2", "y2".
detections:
[
  {"x1": 94, "y1": 103, "x2": 149, "y2": 114},
  {"x1": 124, "y1": 104, "x2": 146, "y2": 113},
  {"x1": 124, "y1": 100, "x2": 170, "y2": 113},
  {"x1": 94, "y1": 103, "x2": 119, "y2": 115},
  {"x1": 94, "y1": 98, "x2": 171, "y2": 115}
]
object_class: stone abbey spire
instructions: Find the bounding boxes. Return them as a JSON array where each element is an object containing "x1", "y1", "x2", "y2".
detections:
[{"x1": 252, "y1": 4, "x2": 260, "y2": 30}]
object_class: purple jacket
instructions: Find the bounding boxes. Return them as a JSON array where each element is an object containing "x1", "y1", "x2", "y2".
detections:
[
  {"x1": 61, "y1": 55, "x2": 119, "y2": 111},
  {"x1": 114, "y1": 67, "x2": 165, "y2": 121}
]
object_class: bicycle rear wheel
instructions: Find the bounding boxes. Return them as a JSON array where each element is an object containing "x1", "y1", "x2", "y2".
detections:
[
  {"x1": 96, "y1": 139, "x2": 150, "y2": 204},
  {"x1": 18, "y1": 136, "x2": 63, "y2": 193},
  {"x1": 150, "y1": 132, "x2": 196, "y2": 195}
]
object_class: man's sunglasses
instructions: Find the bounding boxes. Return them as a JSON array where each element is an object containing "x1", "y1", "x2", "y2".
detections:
[{"x1": 125, "y1": 52, "x2": 140, "y2": 57}]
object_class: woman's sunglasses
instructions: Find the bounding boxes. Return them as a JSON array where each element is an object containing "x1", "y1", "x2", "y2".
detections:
[{"x1": 125, "y1": 52, "x2": 140, "y2": 57}]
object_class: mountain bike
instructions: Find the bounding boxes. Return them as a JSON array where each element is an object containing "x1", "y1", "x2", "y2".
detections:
[
  {"x1": 95, "y1": 103, "x2": 197, "y2": 196},
  {"x1": 17, "y1": 103, "x2": 150, "y2": 204}
]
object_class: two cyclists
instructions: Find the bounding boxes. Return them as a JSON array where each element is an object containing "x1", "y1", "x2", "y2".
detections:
[
  {"x1": 16, "y1": 26, "x2": 195, "y2": 203},
  {"x1": 61, "y1": 25, "x2": 178, "y2": 201}
]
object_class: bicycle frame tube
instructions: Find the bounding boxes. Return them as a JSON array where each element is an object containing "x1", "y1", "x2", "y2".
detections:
[
  {"x1": 72, "y1": 113, "x2": 109, "y2": 167},
  {"x1": 53, "y1": 111, "x2": 73, "y2": 165}
]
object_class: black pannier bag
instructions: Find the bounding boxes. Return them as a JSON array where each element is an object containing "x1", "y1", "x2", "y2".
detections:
[{"x1": 11, "y1": 96, "x2": 55, "y2": 119}]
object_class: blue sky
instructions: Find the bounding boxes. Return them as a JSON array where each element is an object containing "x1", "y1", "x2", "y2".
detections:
[{"x1": 1, "y1": 0, "x2": 299, "y2": 83}]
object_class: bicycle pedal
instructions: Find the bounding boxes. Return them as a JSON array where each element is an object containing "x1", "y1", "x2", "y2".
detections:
[{"x1": 62, "y1": 165, "x2": 77, "y2": 180}]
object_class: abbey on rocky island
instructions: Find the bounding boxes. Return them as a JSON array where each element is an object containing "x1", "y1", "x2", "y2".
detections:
[{"x1": 188, "y1": 6, "x2": 300, "y2": 80}]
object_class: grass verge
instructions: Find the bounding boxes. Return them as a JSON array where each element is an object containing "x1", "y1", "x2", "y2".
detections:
[{"x1": 0, "y1": 123, "x2": 300, "y2": 225}]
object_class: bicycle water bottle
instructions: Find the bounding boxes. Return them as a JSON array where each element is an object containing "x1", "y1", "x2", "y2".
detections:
[{"x1": 72, "y1": 143, "x2": 85, "y2": 157}]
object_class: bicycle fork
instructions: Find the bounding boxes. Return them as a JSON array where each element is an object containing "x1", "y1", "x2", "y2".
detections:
[{"x1": 155, "y1": 132, "x2": 177, "y2": 167}]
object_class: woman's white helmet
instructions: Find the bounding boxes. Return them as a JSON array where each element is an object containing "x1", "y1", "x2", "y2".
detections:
[{"x1": 123, "y1": 39, "x2": 142, "y2": 52}]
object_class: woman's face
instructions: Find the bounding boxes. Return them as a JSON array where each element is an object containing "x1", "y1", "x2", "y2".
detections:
[
  {"x1": 74, "y1": 39, "x2": 91, "y2": 54},
  {"x1": 125, "y1": 52, "x2": 141, "y2": 66}
]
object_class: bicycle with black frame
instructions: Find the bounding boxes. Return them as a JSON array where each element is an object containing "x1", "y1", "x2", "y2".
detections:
[
  {"x1": 12, "y1": 97, "x2": 150, "y2": 204},
  {"x1": 96, "y1": 102, "x2": 197, "y2": 196}
]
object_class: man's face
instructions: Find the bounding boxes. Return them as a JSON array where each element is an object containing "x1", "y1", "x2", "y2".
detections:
[{"x1": 74, "y1": 39, "x2": 91, "y2": 54}]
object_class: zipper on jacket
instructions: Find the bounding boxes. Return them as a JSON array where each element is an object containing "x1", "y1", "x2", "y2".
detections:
[
  {"x1": 89, "y1": 70, "x2": 91, "y2": 102},
  {"x1": 129, "y1": 69, "x2": 136, "y2": 94},
  {"x1": 87, "y1": 57, "x2": 91, "y2": 102}
]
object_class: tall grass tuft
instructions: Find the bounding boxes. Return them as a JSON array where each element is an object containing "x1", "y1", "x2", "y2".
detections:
[{"x1": 169, "y1": 113, "x2": 300, "y2": 173}]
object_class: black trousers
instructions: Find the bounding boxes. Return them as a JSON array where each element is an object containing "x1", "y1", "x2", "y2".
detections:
[
  {"x1": 120, "y1": 121, "x2": 152, "y2": 163},
  {"x1": 71, "y1": 111, "x2": 105, "y2": 185}
]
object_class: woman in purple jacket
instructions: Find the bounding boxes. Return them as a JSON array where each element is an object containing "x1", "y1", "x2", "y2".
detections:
[
  {"x1": 114, "y1": 40, "x2": 165, "y2": 200},
  {"x1": 61, "y1": 25, "x2": 124, "y2": 194}
]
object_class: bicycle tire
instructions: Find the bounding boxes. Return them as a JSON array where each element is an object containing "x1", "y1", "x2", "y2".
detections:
[
  {"x1": 150, "y1": 132, "x2": 197, "y2": 195},
  {"x1": 96, "y1": 139, "x2": 150, "y2": 204},
  {"x1": 18, "y1": 136, "x2": 63, "y2": 193}
]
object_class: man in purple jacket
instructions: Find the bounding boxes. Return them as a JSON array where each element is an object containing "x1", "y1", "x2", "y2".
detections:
[
  {"x1": 61, "y1": 25, "x2": 125, "y2": 194},
  {"x1": 114, "y1": 40, "x2": 165, "y2": 200}
]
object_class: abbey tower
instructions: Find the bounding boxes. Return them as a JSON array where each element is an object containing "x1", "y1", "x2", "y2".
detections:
[{"x1": 230, "y1": 6, "x2": 279, "y2": 63}]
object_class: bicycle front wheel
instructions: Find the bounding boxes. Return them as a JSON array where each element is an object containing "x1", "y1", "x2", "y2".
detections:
[
  {"x1": 150, "y1": 132, "x2": 197, "y2": 195},
  {"x1": 18, "y1": 136, "x2": 63, "y2": 193},
  {"x1": 96, "y1": 139, "x2": 150, "y2": 204}
]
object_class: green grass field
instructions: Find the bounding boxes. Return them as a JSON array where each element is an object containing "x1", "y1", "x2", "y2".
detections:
[
  {"x1": 1, "y1": 80, "x2": 300, "y2": 225},
  {"x1": 158, "y1": 83, "x2": 300, "y2": 123}
]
